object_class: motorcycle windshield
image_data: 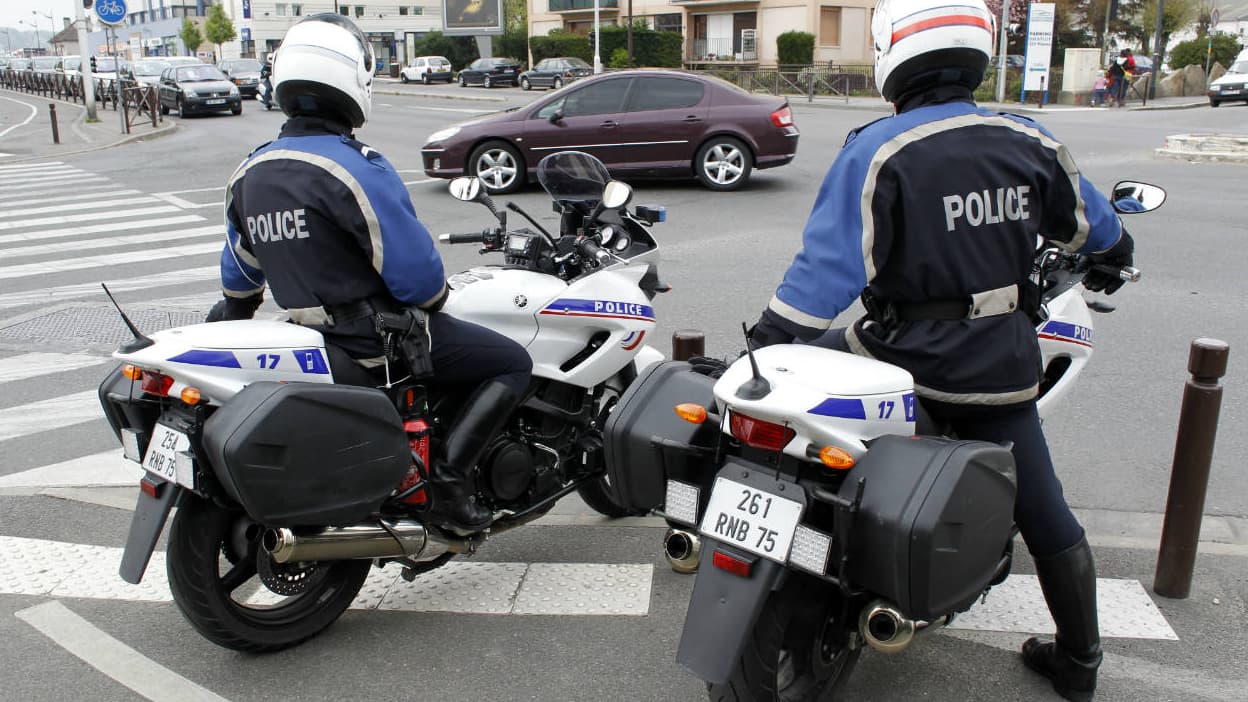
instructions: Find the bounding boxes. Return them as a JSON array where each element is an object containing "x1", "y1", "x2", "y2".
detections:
[{"x1": 537, "y1": 151, "x2": 610, "y2": 205}]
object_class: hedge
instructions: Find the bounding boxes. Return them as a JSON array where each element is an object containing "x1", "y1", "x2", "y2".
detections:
[
  {"x1": 776, "y1": 31, "x2": 815, "y2": 66},
  {"x1": 530, "y1": 28, "x2": 683, "y2": 68}
]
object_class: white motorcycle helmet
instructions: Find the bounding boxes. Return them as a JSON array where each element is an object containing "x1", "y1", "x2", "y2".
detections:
[
  {"x1": 872, "y1": 0, "x2": 995, "y2": 103},
  {"x1": 272, "y1": 13, "x2": 374, "y2": 128}
]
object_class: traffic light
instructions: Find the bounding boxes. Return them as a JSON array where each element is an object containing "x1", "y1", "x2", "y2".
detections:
[
  {"x1": 84, "y1": 0, "x2": 94, "y2": 8},
  {"x1": 90, "y1": 56, "x2": 97, "y2": 72}
]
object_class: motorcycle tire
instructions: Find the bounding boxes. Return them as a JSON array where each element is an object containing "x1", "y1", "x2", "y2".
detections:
[
  {"x1": 708, "y1": 573, "x2": 860, "y2": 702},
  {"x1": 577, "y1": 476, "x2": 646, "y2": 518},
  {"x1": 166, "y1": 497, "x2": 370, "y2": 653}
]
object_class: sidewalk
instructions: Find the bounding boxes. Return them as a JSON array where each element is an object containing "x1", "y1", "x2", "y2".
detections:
[
  {"x1": 796, "y1": 93, "x2": 1209, "y2": 114},
  {"x1": 0, "y1": 90, "x2": 176, "y2": 163}
]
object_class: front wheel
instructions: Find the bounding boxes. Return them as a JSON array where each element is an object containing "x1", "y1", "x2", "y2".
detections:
[
  {"x1": 520, "y1": 76, "x2": 531, "y2": 91},
  {"x1": 695, "y1": 137, "x2": 753, "y2": 191},
  {"x1": 709, "y1": 574, "x2": 860, "y2": 702},
  {"x1": 400, "y1": 73, "x2": 409, "y2": 84},
  {"x1": 483, "y1": 75, "x2": 493, "y2": 89},
  {"x1": 1209, "y1": 98, "x2": 1220, "y2": 107},
  {"x1": 422, "y1": 73, "x2": 430, "y2": 85},
  {"x1": 459, "y1": 74, "x2": 467, "y2": 87},
  {"x1": 577, "y1": 476, "x2": 646, "y2": 518},
  {"x1": 166, "y1": 497, "x2": 369, "y2": 652},
  {"x1": 553, "y1": 76, "x2": 564, "y2": 90},
  {"x1": 469, "y1": 140, "x2": 524, "y2": 194}
]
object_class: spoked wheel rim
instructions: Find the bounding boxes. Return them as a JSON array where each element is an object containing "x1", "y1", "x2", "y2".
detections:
[
  {"x1": 214, "y1": 514, "x2": 340, "y2": 622},
  {"x1": 474, "y1": 149, "x2": 518, "y2": 191},
  {"x1": 775, "y1": 596, "x2": 859, "y2": 701},
  {"x1": 701, "y1": 142, "x2": 745, "y2": 186}
]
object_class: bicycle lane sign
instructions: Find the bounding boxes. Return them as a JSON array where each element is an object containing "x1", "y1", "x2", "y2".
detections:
[{"x1": 96, "y1": 0, "x2": 128, "y2": 26}]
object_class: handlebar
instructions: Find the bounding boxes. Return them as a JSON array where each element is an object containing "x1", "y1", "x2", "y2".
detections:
[
  {"x1": 439, "y1": 230, "x2": 489, "y2": 245},
  {"x1": 577, "y1": 237, "x2": 613, "y2": 266}
]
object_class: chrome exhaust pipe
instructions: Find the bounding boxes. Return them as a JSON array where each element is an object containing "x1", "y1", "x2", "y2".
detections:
[
  {"x1": 264, "y1": 519, "x2": 467, "y2": 564},
  {"x1": 859, "y1": 599, "x2": 918, "y2": 654},
  {"x1": 664, "y1": 527, "x2": 702, "y2": 574}
]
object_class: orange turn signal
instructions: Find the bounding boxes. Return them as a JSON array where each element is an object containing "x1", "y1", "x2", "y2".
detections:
[
  {"x1": 674, "y1": 403, "x2": 707, "y2": 424},
  {"x1": 121, "y1": 364, "x2": 143, "y2": 381},
  {"x1": 818, "y1": 446, "x2": 856, "y2": 470},
  {"x1": 180, "y1": 387, "x2": 202, "y2": 405}
]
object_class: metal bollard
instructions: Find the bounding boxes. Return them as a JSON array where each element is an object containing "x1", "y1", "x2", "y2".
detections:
[
  {"x1": 671, "y1": 330, "x2": 705, "y2": 362},
  {"x1": 1153, "y1": 338, "x2": 1230, "y2": 599},
  {"x1": 48, "y1": 103, "x2": 60, "y2": 145}
]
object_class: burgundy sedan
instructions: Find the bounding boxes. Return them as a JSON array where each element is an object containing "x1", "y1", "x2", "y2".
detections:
[{"x1": 421, "y1": 70, "x2": 799, "y2": 193}]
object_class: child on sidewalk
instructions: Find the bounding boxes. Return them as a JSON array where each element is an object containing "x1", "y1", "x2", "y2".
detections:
[{"x1": 1092, "y1": 71, "x2": 1108, "y2": 106}]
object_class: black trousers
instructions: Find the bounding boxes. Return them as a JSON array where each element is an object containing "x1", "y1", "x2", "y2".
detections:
[
  {"x1": 806, "y1": 328, "x2": 1084, "y2": 557},
  {"x1": 326, "y1": 312, "x2": 531, "y2": 398}
]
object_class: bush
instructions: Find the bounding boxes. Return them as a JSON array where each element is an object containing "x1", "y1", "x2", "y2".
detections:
[
  {"x1": 530, "y1": 33, "x2": 592, "y2": 64},
  {"x1": 776, "y1": 31, "x2": 814, "y2": 66},
  {"x1": 609, "y1": 47, "x2": 630, "y2": 69},
  {"x1": 1168, "y1": 33, "x2": 1243, "y2": 70},
  {"x1": 412, "y1": 31, "x2": 478, "y2": 71},
  {"x1": 530, "y1": 28, "x2": 682, "y2": 68},
  {"x1": 494, "y1": 30, "x2": 529, "y2": 66}
]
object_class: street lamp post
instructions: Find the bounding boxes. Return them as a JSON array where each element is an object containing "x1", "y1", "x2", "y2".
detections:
[
  {"x1": 593, "y1": 0, "x2": 602, "y2": 74},
  {"x1": 32, "y1": 10, "x2": 53, "y2": 52}
]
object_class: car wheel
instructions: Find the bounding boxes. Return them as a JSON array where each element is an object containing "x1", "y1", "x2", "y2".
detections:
[
  {"x1": 469, "y1": 141, "x2": 524, "y2": 195},
  {"x1": 520, "y1": 76, "x2": 531, "y2": 91},
  {"x1": 178, "y1": 97, "x2": 187, "y2": 119},
  {"x1": 459, "y1": 74, "x2": 466, "y2": 87},
  {"x1": 695, "y1": 136, "x2": 753, "y2": 191},
  {"x1": 1209, "y1": 98, "x2": 1219, "y2": 107},
  {"x1": 231, "y1": 104, "x2": 242, "y2": 116},
  {"x1": 422, "y1": 73, "x2": 430, "y2": 85},
  {"x1": 483, "y1": 75, "x2": 493, "y2": 89},
  {"x1": 159, "y1": 100, "x2": 169, "y2": 115},
  {"x1": 553, "y1": 77, "x2": 564, "y2": 90},
  {"x1": 400, "y1": 73, "x2": 409, "y2": 84}
]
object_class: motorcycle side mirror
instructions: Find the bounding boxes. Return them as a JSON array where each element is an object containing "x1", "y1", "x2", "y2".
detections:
[
  {"x1": 448, "y1": 176, "x2": 482, "y2": 202},
  {"x1": 1110, "y1": 181, "x2": 1166, "y2": 214},
  {"x1": 602, "y1": 180, "x2": 633, "y2": 210}
]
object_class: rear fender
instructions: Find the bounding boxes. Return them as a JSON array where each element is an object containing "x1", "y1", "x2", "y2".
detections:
[
  {"x1": 676, "y1": 540, "x2": 787, "y2": 683},
  {"x1": 119, "y1": 478, "x2": 183, "y2": 584}
]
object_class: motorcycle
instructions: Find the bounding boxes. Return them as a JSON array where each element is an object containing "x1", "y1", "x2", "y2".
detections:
[
  {"x1": 599, "y1": 182, "x2": 1164, "y2": 701},
  {"x1": 97, "y1": 151, "x2": 669, "y2": 651},
  {"x1": 256, "y1": 80, "x2": 272, "y2": 110}
]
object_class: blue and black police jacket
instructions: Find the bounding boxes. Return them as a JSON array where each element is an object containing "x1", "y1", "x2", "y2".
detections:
[
  {"x1": 219, "y1": 116, "x2": 447, "y2": 360},
  {"x1": 767, "y1": 88, "x2": 1124, "y2": 406}
]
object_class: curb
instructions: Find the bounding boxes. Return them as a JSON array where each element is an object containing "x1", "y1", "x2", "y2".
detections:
[
  {"x1": 0, "y1": 90, "x2": 178, "y2": 163},
  {"x1": 373, "y1": 88, "x2": 506, "y2": 103},
  {"x1": 1154, "y1": 148, "x2": 1248, "y2": 163}
]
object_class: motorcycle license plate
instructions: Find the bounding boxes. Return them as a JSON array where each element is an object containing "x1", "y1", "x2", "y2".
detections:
[
  {"x1": 206, "y1": 99, "x2": 226, "y2": 105},
  {"x1": 699, "y1": 477, "x2": 803, "y2": 563},
  {"x1": 142, "y1": 423, "x2": 194, "y2": 488}
]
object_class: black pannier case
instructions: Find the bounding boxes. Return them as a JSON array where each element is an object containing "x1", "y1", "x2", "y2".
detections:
[
  {"x1": 202, "y1": 382, "x2": 410, "y2": 526},
  {"x1": 839, "y1": 434, "x2": 1016, "y2": 620},
  {"x1": 604, "y1": 361, "x2": 718, "y2": 513}
]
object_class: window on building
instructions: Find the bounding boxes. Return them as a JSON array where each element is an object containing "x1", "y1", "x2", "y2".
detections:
[
  {"x1": 292, "y1": 4, "x2": 303, "y2": 15},
  {"x1": 820, "y1": 7, "x2": 842, "y2": 47},
  {"x1": 654, "y1": 13, "x2": 682, "y2": 33},
  {"x1": 355, "y1": 5, "x2": 365, "y2": 18},
  {"x1": 400, "y1": 6, "x2": 409, "y2": 14},
  {"x1": 340, "y1": 6, "x2": 350, "y2": 15},
  {"x1": 276, "y1": 4, "x2": 288, "y2": 16},
  {"x1": 411, "y1": 6, "x2": 423, "y2": 14}
]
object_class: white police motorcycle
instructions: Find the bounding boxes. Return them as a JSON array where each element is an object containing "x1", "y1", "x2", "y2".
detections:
[{"x1": 97, "y1": 151, "x2": 669, "y2": 652}]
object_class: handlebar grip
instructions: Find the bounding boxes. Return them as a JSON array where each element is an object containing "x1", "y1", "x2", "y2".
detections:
[
  {"x1": 578, "y1": 238, "x2": 612, "y2": 265},
  {"x1": 440, "y1": 231, "x2": 485, "y2": 245},
  {"x1": 1118, "y1": 266, "x2": 1141, "y2": 283}
]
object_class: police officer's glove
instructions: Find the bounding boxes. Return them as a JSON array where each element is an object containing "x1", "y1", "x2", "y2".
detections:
[
  {"x1": 206, "y1": 294, "x2": 263, "y2": 323},
  {"x1": 747, "y1": 310, "x2": 797, "y2": 350},
  {"x1": 1084, "y1": 231, "x2": 1134, "y2": 295},
  {"x1": 688, "y1": 356, "x2": 730, "y2": 378}
]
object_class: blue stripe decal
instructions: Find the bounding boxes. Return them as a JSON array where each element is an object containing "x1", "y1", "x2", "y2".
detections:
[
  {"x1": 808, "y1": 398, "x2": 866, "y2": 420},
  {"x1": 293, "y1": 348, "x2": 330, "y2": 375},
  {"x1": 540, "y1": 298, "x2": 655, "y2": 319},
  {"x1": 167, "y1": 350, "x2": 241, "y2": 368},
  {"x1": 1041, "y1": 321, "x2": 1094, "y2": 344},
  {"x1": 902, "y1": 392, "x2": 917, "y2": 422}
]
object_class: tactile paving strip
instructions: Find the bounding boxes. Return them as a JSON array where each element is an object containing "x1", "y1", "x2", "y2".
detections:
[
  {"x1": 949, "y1": 575, "x2": 1179, "y2": 640},
  {"x1": 378, "y1": 562, "x2": 527, "y2": 614},
  {"x1": 512, "y1": 563, "x2": 653, "y2": 615}
]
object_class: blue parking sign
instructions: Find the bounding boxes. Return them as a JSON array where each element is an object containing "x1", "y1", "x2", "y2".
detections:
[{"x1": 96, "y1": 0, "x2": 128, "y2": 26}]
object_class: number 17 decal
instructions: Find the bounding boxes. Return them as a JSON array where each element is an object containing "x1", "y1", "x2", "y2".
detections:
[{"x1": 257, "y1": 353, "x2": 280, "y2": 369}]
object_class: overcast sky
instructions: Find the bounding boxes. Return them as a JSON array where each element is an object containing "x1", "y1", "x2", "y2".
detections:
[{"x1": 2, "y1": 1, "x2": 89, "y2": 33}]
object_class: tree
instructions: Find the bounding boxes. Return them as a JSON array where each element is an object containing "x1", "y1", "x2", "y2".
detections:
[
  {"x1": 1138, "y1": 0, "x2": 1197, "y2": 57},
  {"x1": 1168, "y1": 32, "x2": 1243, "y2": 69},
  {"x1": 180, "y1": 18, "x2": 203, "y2": 57},
  {"x1": 204, "y1": 3, "x2": 237, "y2": 62}
]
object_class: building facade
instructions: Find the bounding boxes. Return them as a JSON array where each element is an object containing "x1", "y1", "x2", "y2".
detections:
[{"x1": 527, "y1": 0, "x2": 876, "y2": 66}]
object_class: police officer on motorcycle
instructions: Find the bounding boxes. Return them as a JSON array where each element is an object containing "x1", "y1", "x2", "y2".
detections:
[
  {"x1": 747, "y1": 1, "x2": 1132, "y2": 699},
  {"x1": 205, "y1": 13, "x2": 532, "y2": 532},
  {"x1": 259, "y1": 54, "x2": 273, "y2": 110}
]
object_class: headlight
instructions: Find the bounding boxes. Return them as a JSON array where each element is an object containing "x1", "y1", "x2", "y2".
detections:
[
  {"x1": 426, "y1": 126, "x2": 461, "y2": 144},
  {"x1": 229, "y1": 86, "x2": 239, "y2": 95}
]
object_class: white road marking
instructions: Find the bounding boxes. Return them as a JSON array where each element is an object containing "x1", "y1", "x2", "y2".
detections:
[
  {"x1": 0, "y1": 160, "x2": 65, "y2": 172},
  {"x1": 0, "y1": 353, "x2": 111, "y2": 384},
  {"x1": 0, "y1": 241, "x2": 222, "y2": 280},
  {"x1": 0, "y1": 225, "x2": 221, "y2": 260},
  {"x1": 0, "y1": 195, "x2": 160, "y2": 219},
  {"x1": 151, "y1": 192, "x2": 217, "y2": 209},
  {"x1": 0, "y1": 174, "x2": 108, "y2": 191},
  {"x1": 0, "y1": 96, "x2": 39, "y2": 138},
  {"x1": 16, "y1": 602, "x2": 234, "y2": 702},
  {"x1": 403, "y1": 178, "x2": 438, "y2": 185},
  {"x1": 0, "y1": 450, "x2": 140, "y2": 490},
  {"x1": 0, "y1": 265, "x2": 220, "y2": 310},
  {"x1": 0, "y1": 204, "x2": 181, "y2": 231},
  {"x1": 404, "y1": 104, "x2": 494, "y2": 114},
  {"x1": 0, "y1": 167, "x2": 78, "y2": 183},
  {"x1": 0, "y1": 182, "x2": 126, "y2": 205},
  {"x1": 0, "y1": 214, "x2": 207, "y2": 246},
  {"x1": 0, "y1": 390, "x2": 103, "y2": 442}
]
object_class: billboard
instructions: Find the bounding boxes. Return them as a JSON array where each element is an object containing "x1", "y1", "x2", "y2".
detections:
[{"x1": 443, "y1": 0, "x2": 504, "y2": 36}]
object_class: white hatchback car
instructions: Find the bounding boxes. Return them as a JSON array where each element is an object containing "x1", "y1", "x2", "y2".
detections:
[
  {"x1": 1208, "y1": 57, "x2": 1248, "y2": 107},
  {"x1": 401, "y1": 56, "x2": 453, "y2": 84}
]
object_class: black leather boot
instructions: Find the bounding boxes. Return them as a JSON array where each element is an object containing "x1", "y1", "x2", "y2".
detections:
[
  {"x1": 428, "y1": 381, "x2": 520, "y2": 532},
  {"x1": 1021, "y1": 536, "x2": 1103, "y2": 702}
]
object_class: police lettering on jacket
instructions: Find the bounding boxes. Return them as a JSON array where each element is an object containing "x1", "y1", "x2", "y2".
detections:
[
  {"x1": 246, "y1": 208, "x2": 310, "y2": 244},
  {"x1": 942, "y1": 186, "x2": 1030, "y2": 232}
]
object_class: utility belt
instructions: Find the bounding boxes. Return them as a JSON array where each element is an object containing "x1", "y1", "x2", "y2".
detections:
[
  {"x1": 862, "y1": 284, "x2": 1026, "y2": 328},
  {"x1": 289, "y1": 297, "x2": 434, "y2": 380}
]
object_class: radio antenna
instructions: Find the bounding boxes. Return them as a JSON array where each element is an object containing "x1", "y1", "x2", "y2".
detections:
[
  {"x1": 100, "y1": 283, "x2": 153, "y2": 352},
  {"x1": 734, "y1": 322, "x2": 771, "y2": 400}
]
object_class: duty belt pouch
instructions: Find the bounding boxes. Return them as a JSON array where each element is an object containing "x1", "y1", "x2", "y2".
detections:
[{"x1": 375, "y1": 308, "x2": 435, "y2": 381}]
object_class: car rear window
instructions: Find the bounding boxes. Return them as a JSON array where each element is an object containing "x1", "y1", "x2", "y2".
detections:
[{"x1": 628, "y1": 76, "x2": 704, "y2": 111}]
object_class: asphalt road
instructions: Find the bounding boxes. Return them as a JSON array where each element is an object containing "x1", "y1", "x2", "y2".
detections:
[{"x1": 1, "y1": 84, "x2": 1246, "y2": 702}]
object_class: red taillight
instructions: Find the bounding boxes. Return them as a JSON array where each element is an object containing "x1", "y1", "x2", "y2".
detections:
[
  {"x1": 140, "y1": 371, "x2": 174, "y2": 397},
  {"x1": 770, "y1": 105, "x2": 794, "y2": 128},
  {"x1": 729, "y1": 411, "x2": 795, "y2": 451},
  {"x1": 712, "y1": 550, "x2": 753, "y2": 578},
  {"x1": 140, "y1": 475, "x2": 163, "y2": 498}
]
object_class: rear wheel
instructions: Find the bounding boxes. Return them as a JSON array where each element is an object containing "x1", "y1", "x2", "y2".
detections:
[
  {"x1": 159, "y1": 100, "x2": 169, "y2": 115},
  {"x1": 553, "y1": 76, "x2": 564, "y2": 90},
  {"x1": 400, "y1": 73, "x2": 409, "y2": 84},
  {"x1": 422, "y1": 73, "x2": 430, "y2": 85},
  {"x1": 709, "y1": 574, "x2": 860, "y2": 702},
  {"x1": 166, "y1": 497, "x2": 369, "y2": 653},
  {"x1": 483, "y1": 75, "x2": 493, "y2": 89},
  {"x1": 469, "y1": 140, "x2": 524, "y2": 194}
]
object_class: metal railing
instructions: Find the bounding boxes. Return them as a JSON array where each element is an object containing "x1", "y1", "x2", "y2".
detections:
[
  {"x1": 1, "y1": 70, "x2": 162, "y2": 131},
  {"x1": 693, "y1": 64, "x2": 875, "y2": 102}
]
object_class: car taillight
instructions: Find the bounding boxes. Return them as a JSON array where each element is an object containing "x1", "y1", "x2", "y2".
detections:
[
  {"x1": 729, "y1": 411, "x2": 795, "y2": 451},
  {"x1": 770, "y1": 105, "x2": 794, "y2": 128},
  {"x1": 140, "y1": 371, "x2": 174, "y2": 397}
]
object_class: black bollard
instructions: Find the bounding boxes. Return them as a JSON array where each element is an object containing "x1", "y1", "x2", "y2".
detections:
[
  {"x1": 671, "y1": 330, "x2": 705, "y2": 362},
  {"x1": 1153, "y1": 338, "x2": 1230, "y2": 599},
  {"x1": 48, "y1": 103, "x2": 60, "y2": 145}
]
